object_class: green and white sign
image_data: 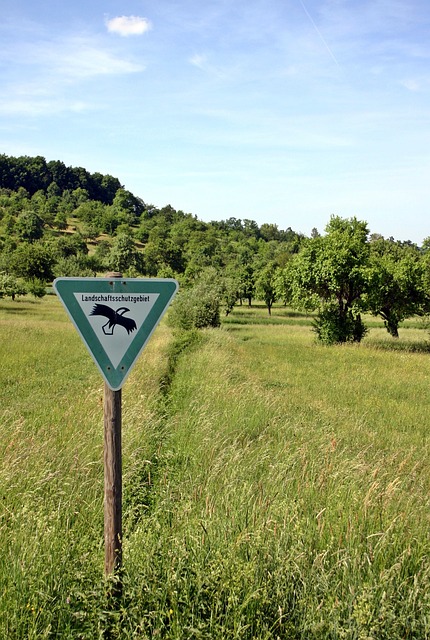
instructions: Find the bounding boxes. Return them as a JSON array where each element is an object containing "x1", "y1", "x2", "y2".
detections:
[{"x1": 54, "y1": 277, "x2": 179, "y2": 390}]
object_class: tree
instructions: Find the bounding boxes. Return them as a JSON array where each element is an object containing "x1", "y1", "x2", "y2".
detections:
[
  {"x1": 0, "y1": 273, "x2": 27, "y2": 300},
  {"x1": 259, "y1": 223, "x2": 280, "y2": 241},
  {"x1": 256, "y1": 263, "x2": 278, "y2": 315},
  {"x1": 288, "y1": 216, "x2": 370, "y2": 343},
  {"x1": 112, "y1": 188, "x2": 145, "y2": 219},
  {"x1": 15, "y1": 211, "x2": 44, "y2": 242},
  {"x1": 237, "y1": 263, "x2": 255, "y2": 307},
  {"x1": 220, "y1": 268, "x2": 240, "y2": 315},
  {"x1": 8, "y1": 242, "x2": 54, "y2": 282},
  {"x1": 107, "y1": 232, "x2": 142, "y2": 274},
  {"x1": 364, "y1": 238, "x2": 427, "y2": 338},
  {"x1": 274, "y1": 265, "x2": 292, "y2": 306},
  {"x1": 53, "y1": 256, "x2": 94, "y2": 278},
  {"x1": 168, "y1": 268, "x2": 222, "y2": 330}
]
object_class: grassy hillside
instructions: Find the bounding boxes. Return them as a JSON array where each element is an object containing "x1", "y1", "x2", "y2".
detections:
[{"x1": 0, "y1": 297, "x2": 429, "y2": 638}]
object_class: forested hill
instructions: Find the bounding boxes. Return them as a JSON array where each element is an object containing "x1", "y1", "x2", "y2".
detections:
[{"x1": 0, "y1": 152, "x2": 304, "y2": 295}]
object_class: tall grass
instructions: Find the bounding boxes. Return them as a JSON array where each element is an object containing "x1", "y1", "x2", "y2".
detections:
[{"x1": 0, "y1": 298, "x2": 429, "y2": 638}]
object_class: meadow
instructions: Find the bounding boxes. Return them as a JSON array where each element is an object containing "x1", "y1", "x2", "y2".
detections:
[{"x1": 0, "y1": 296, "x2": 429, "y2": 639}]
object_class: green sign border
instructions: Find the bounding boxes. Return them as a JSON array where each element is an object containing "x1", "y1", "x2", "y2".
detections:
[{"x1": 54, "y1": 277, "x2": 179, "y2": 390}]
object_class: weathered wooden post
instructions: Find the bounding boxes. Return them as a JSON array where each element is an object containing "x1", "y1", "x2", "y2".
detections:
[
  {"x1": 103, "y1": 382, "x2": 122, "y2": 575},
  {"x1": 53, "y1": 273, "x2": 179, "y2": 583},
  {"x1": 104, "y1": 272, "x2": 123, "y2": 577}
]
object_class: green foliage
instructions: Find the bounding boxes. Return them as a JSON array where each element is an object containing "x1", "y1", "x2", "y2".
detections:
[
  {"x1": 288, "y1": 216, "x2": 371, "y2": 343},
  {"x1": 0, "y1": 272, "x2": 27, "y2": 299},
  {"x1": 237, "y1": 263, "x2": 255, "y2": 305},
  {"x1": 255, "y1": 262, "x2": 278, "y2": 315},
  {"x1": 220, "y1": 272, "x2": 240, "y2": 316},
  {"x1": 365, "y1": 238, "x2": 427, "y2": 337},
  {"x1": 8, "y1": 242, "x2": 55, "y2": 282},
  {"x1": 15, "y1": 210, "x2": 44, "y2": 242},
  {"x1": 312, "y1": 303, "x2": 368, "y2": 344},
  {"x1": 25, "y1": 277, "x2": 47, "y2": 298},
  {"x1": 107, "y1": 232, "x2": 143, "y2": 274},
  {"x1": 53, "y1": 255, "x2": 95, "y2": 278},
  {"x1": 168, "y1": 269, "x2": 222, "y2": 330}
]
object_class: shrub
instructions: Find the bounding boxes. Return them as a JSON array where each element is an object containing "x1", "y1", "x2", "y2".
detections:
[
  {"x1": 26, "y1": 277, "x2": 47, "y2": 298},
  {"x1": 313, "y1": 304, "x2": 368, "y2": 344},
  {"x1": 0, "y1": 273, "x2": 27, "y2": 300},
  {"x1": 168, "y1": 271, "x2": 222, "y2": 330}
]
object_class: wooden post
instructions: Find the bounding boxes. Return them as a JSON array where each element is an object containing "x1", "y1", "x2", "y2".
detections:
[
  {"x1": 104, "y1": 383, "x2": 122, "y2": 575},
  {"x1": 104, "y1": 272, "x2": 123, "y2": 577}
]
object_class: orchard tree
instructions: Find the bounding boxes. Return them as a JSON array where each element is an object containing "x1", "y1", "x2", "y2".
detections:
[
  {"x1": 8, "y1": 242, "x2": 54, "y2": 282},
  {"x1": 15, "y1": 211, "x2": 44, "y2": 242},
  {"x1": 288, "y1": 216, "x2": 370, "y2": 343},
  {"x1": 364, "y1": 238, "x2": 427, "y2": 337},
  {"x1": 256, "y1": 262, "x2": 278, "y2": 315},
  {"x1": 220, "y1": 268, "x2": 240, "y2": 315},
  {"x1": 237, "y1": 263, "x2": 255, "y2": 306},
  {"x1": 107, "y1": 232, "x2": 142, "y2": 274},
  {"x1": 274, "y1": 265, "x2": 292, "y2": 306},
  {"x1": 0, "y1": 273, "x2": 27, "y2": 300},
  {"x1": 112, "y1": 188, "x2": 145, "y2": 219}
]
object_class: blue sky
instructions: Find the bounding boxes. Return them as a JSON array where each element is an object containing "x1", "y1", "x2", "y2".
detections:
[{"x1": 1, "y1": 0, "x2": 429, "y2": 243}]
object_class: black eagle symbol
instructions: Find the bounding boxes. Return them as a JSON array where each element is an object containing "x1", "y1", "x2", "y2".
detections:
[{"x1": 90, "y1": 304, "x2": 137, "y2": 335}]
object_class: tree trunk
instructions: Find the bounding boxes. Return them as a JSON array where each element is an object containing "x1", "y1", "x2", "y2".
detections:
[{"x1": 385, "y1": 320, "x2": 399, "y2": 338}]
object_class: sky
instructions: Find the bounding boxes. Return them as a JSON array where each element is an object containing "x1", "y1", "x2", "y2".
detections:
[{"x1": 1, "y1": 0, "x2": 429, "y2": 244}]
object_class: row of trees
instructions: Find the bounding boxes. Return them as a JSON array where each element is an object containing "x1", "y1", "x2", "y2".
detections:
[
  {"x1": 168, "y1": 217, "x2": 430, "y2": 342},
  {"x1": 281, "y1": 216, "x2": 430, "y2": 342},
  {"x1": 1, "y1": 155, "x2": 429, "y2": 344}
]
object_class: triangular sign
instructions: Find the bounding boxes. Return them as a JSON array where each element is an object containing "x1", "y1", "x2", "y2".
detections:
[{"x1": 54, "y1": 277, "x2": 179, "y2": 390}]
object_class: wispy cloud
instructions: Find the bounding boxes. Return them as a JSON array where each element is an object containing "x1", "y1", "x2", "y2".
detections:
[
  {"x1": 52, "y1": 37, "x2": 144, "y2": 78},
  {"x1": 189, "y1": 54, "x2": 207, "y2": 70},
  {"x1": 400, "y1": 76, "x2": 430, "y2": 91},
  {"x1": 105, "y1": 15, "x2": 152, "y2": 37},
  {"x1": 0, "y1": 27, "x2": 145, "y2": 117},
  {"x1": 188, "y1": 52, "x2": 235, "y2": 80}
]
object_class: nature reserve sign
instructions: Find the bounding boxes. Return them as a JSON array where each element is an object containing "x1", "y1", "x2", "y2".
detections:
[{"x1": 54, "y1": 277, "x2": 179, "y2": 390}]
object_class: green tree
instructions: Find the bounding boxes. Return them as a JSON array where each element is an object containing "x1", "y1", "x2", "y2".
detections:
[
  {"x1": 274, "y1": 265, "x2": 292, "y2": 306},
  {"x1": 256, "y1": 263, "x2": 278, "y2": 315},
  {"x1": 220, "y1": 269, "x2": 240, "y2": 315},
  {"x1": 238, "y1": 263, "x2": 255, "y2": 307},
  {"x1": 107, "y1": 232, "x2": 142, "y2": 274},
  {"x1": 8, "y1": 242, "x2": 54, "y2": 282},
  {"x1": 259, "y1": 223, "x2": 280, "y2": 242},
  {"x1": 53, "y1": 256, "x2": 94, "y2": 278},
  {"x1": 168, "y1": 268, "x2": 222, "y2": 330},
  {"x1": 15, "y1": 211, "x2": 44, "y2": 242},
  {"x1": 364, "y1": 239, "x2": 426, "y2": 338},
  {"x1": 288, "y1": 216, "x2": 370, "y2": 343},
  {"x1": 0, "y1": 273, "x2": 27, "y2": 300},
  {"x1": 112, "y1": 188, "x2": 145, "y2": 219}
]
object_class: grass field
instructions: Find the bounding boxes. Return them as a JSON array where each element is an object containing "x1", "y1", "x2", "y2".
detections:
[{"x1": 0, "y1": 296, "x2": 429, "y2": 638}]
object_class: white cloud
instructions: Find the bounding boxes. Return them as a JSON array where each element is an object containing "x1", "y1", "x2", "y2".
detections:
[{"x1": 106, "y1": 15, "x2": 152, "y2": 37}]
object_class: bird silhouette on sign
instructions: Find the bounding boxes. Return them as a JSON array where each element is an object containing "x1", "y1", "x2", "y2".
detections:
[{"x1": 90, "y1": 304, "x2": 137, "y2": 335}]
